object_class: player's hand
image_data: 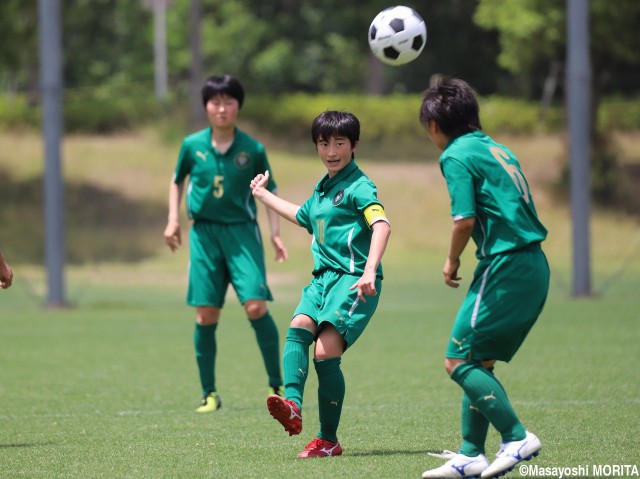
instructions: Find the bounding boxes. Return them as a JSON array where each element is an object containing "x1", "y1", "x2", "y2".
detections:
[
  {"x1": 350, "y1": 270, "x2": 378, "y2": 302},
  {"x1": 164, "y1": 220, "x2": 182, "y2": 252},
  {"x1": 250, "y1": 170, "x2": 270, "y2": 197},
  {"x1": 443, "y1": 258, "x2": 461, "y2": 288},
  {"x1": 0, "y1": 263, "x2": 13, "y2": 289},
  {"x1": 271, "y1": 235, "x2": 288, "y2": 263}
]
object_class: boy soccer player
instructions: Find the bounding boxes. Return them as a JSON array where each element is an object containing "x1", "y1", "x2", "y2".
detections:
[
  {"x1": 418, "y1": 78, "x2": 549, "y2": 479},
  {"x1": 250, "y1": 110, "x2": 391, "y2": 458},
  {"x1": 163, "y1": 74, "x2": 288, "y2": 412}
]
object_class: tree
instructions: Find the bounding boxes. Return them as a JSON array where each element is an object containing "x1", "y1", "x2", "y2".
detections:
[
  {"x1": 0, "y1": 1, "x2": 38, "y2": 98},
  {"x1": 475, "y1": 0, "x2": 640, "y2": 206}
]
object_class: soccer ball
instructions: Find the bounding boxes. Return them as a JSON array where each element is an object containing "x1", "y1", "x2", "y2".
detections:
[{"x1": 368, "y1": 5, "x2": 427, "y2": 66}]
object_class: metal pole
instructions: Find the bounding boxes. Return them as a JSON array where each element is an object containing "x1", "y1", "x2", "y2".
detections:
[
  {"x1": 153, "y1": 0, "x2": 168, "y2": 99},
  {"x1": 38, "y1": 0, "x2": 67, "y2": 307},
  {"x1": 189, "y1": 0, "x2": 204, "y2": 128},
  {"x1": 566, "y1": 0, "x2": 592, "y2": 297}
]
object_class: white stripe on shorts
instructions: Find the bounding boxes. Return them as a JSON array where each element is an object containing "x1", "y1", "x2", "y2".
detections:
[{"x1": 471, "y1": 266, "x2": 490, "y2": 328}]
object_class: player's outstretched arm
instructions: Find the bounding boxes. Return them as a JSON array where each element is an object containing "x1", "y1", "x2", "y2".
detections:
[{"x1": 250, "y1": 171, "x2": 301, "y2": 225}]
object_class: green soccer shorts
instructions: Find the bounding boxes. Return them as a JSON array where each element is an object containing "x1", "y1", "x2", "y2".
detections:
[
  {"x1": 446, "y1": 243, "x2": 550, "y2": 362},
  {"x1": 187, "y1": 221, "x2": 273, "y2": 307},
  {"x1": 293, "y1": 269, "x2": 382, "y2": 350}
]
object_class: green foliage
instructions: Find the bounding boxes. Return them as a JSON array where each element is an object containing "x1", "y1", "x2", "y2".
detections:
[
  {"x1": 0, "y1": 94, "x2": 39, "y2": 129},
  {"x1": 244, "y1": 93, "x2": 567, "y2": 140},
  {"x1": 5, "y1": 89, "x2": 640, "y2": 137},
  {"x1": 475, "y1": 0, "x2": 563, "y2": 76},
  {"x1": 63, "y1": 85, "x2": 165, "y2": 133}
]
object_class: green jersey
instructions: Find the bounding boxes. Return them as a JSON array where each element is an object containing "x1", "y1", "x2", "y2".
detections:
[
  {"x1": 296, "y1": 161, "x2": 386, "y2": 278},
  {"x1": 440, "y1": 131, "x2": 547, "y2": 259},
  {"x1": 173, "y1": 127, "x2": 276, "y2": 223}
]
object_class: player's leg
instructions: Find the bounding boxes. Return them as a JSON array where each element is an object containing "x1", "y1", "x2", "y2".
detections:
[
  {"x1": 244, "y1": 299, "x2": 282, "y2": 394},
  {"x1": 223, "y1": 223, "x2": 283, "y2": 393},
  {"x1": 267, "y1": 313, "x2": 316, "y2": 436},
  {"x1": 476, "y1": 247, "x2": 549, "y2": 478},
  {"x1": 313, "y1": 325, "x2": 345, "y2": 444},
  {"x1": 296, "y1": 324, "x2": 345, "y2": 458},
  {"x1": 448, "y1": 358, "x2": 524, "y2": 443},
  {"x1": 298, "y1": 272, "x2": 380, "y2": 458},
  {"x1": 194, "y1": 306, "x2": 222, "y2": 412},
  {"x1": 422, "y1": 356, "x2": 495, "y2": 478},
  {"x1": 188, "y1": 222, "x2": 228, "y2": 413},
  {"x1": 282, "y1": 314, "x2": 316, "y2": 408},
  {"x1": 461, "y1": 392, "x2": 491, "y2": 457}
]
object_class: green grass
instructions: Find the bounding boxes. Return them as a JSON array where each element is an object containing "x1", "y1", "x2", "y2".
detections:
[
  {"x1": 1, "y1": 129, "x2": 640, "y2": 477},
  {"x1": 1, "y1": 258, "x2": 639, "y2": 478}
]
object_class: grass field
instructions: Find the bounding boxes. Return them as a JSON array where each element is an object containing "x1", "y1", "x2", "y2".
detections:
[{"x1": 1, "y1": 129, "x2": 640, "y2": 478}]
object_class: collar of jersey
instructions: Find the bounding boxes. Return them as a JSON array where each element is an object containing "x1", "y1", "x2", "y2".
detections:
[{"x1": 316, "y1": 160, "x2": 358, "y2": 196}]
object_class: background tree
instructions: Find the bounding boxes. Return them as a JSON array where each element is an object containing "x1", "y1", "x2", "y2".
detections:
[
  {"x1": 0, "y1": 1, "x2": 38, "y2": 100},
  {"x1": 475, "y1": 0, "x2": 640, "y2": 206}
]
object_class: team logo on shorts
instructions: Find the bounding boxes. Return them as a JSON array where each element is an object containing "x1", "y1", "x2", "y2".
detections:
[
  {"x1": 332, "y1": 189, "x2": 345, "y2": 206},
  {"x1": 234, "y1": 152, "x2": 250, "y2": 169}
]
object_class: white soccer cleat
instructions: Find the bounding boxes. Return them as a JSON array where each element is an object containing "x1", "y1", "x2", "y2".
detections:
[
  {"x1": 422, "y1": 452, "x2": 490, "y2": 478},
  {"x1": 481, "y1": 431, "x2": 541, "y2": 478}
]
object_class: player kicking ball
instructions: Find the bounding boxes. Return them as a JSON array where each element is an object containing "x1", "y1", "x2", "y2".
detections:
[
  {"x1": 418, "y1": 77, "x2": 549, "y2": 478},
  {"x1": 250, "y1": 110, "x2": 391, "y2": 458}
]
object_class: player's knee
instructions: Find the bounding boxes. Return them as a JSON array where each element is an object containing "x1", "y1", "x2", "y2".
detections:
[
  {"x1": 244, "y1": 300, "x2": 267, "y2": 319},
  {"x1": 290, "y1": 314, "x2": 316, "y2": 331},
  {"x1": 445, "y1": 358, "x2": 463, "y2": 375},
  {"x1": 196, "y1": 306, "x2": 220, "y2": 325}
]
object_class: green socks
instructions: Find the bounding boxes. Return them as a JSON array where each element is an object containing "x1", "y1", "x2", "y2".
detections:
[
  {"x1": 451, "y1": 362, "x2": 526, "y2": 445},
  {"x1": 315, "y1": 357, "x2": 345, "y2": 443},
  {"x1": 281, "y1": 328, "x2": 345, "y2": 443},
  {"x1": 249, "y1": 312, "x2": 282, "y2": 387},
  {"x1": 282, "y1": 327, "x2": 315, "y2": 409},
  {"x1": 194, "y1": 322, "x2": 217, "y2": 396},
  {"x1": 459, "y1": 392, "x2": 490, "y2": 456},
  {"x1": 195, "y1": 313, "x2": 281, "y2": 398}
]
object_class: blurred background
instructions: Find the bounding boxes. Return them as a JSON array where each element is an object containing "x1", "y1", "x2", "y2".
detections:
[{"x1": 1, "y1": 0, "x2": 640, "y2": 304}]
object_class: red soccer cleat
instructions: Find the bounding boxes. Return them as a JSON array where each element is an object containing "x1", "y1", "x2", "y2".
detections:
[
  {"x1": 297, "y1": 438, "x2": 343, "y2": 458},
  {"x1": 266, "y1": 394, "x2": 302, "y2": 436}
]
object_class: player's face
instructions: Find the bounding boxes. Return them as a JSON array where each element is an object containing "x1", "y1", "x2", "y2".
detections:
[
  {"x1": 205, "y1": 94, "x2": 239, "y2": 130},
  {"x1": 316, "y1": 135, "x2": 356, "y2": 177}
]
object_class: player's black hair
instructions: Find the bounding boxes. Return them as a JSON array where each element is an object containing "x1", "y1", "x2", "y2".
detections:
[
  {"x1": 419, "y1": 77, "x2": 482, "y2": 139},
  {"x1": 201, "y1": 74, "x2": 245, "y2": 109},
  {"x1": 311, "y1": 110, "x2": 360, "y2": 159}
]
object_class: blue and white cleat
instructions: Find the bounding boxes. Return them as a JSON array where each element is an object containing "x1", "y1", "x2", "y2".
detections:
[
  {"x1": 422, "y1": 452, "x2": 490, "y2": 478},
  {"x1": 481, "y1": 431, "x2": 541, "y2": 478}
]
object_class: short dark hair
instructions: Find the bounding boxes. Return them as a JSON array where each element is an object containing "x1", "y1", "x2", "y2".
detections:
[
  {"x1": 311, "y1": 110, "x2": 360, "y2": 147},
  {"x1": 201, "y1": 74, "x2": 245, "y2": 109},
  {"x1": 419, "y1": 77, "x2": 481, "y2": 139}
]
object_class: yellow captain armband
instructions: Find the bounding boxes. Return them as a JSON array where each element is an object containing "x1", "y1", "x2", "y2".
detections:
[{"x1": 363, "y1": 204, "x2": 389, "y2": 228}]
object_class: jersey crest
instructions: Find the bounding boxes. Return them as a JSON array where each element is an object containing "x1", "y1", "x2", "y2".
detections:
[
  {"x1": 234, "y1": 152, "x2": 250, "y2": 169},
  {"x1": 332, "y1": 189, "x2": 345, "y2": 206}
]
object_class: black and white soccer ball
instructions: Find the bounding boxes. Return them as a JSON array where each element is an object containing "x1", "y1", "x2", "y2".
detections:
[{"x1": 368, "y1": 5, "x2": 427, "y2": 66}]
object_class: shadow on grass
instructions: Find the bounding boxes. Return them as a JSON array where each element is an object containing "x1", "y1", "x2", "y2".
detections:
[
  {"x1": 348, "y1": 449, "x2": 432, "y2": 457},
  {"x1": 0, "y1": 167, "x2": 165, "y2": 264},
  {"x1": 0, "y1": 442, "x2": 55, "y2": 448}
]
